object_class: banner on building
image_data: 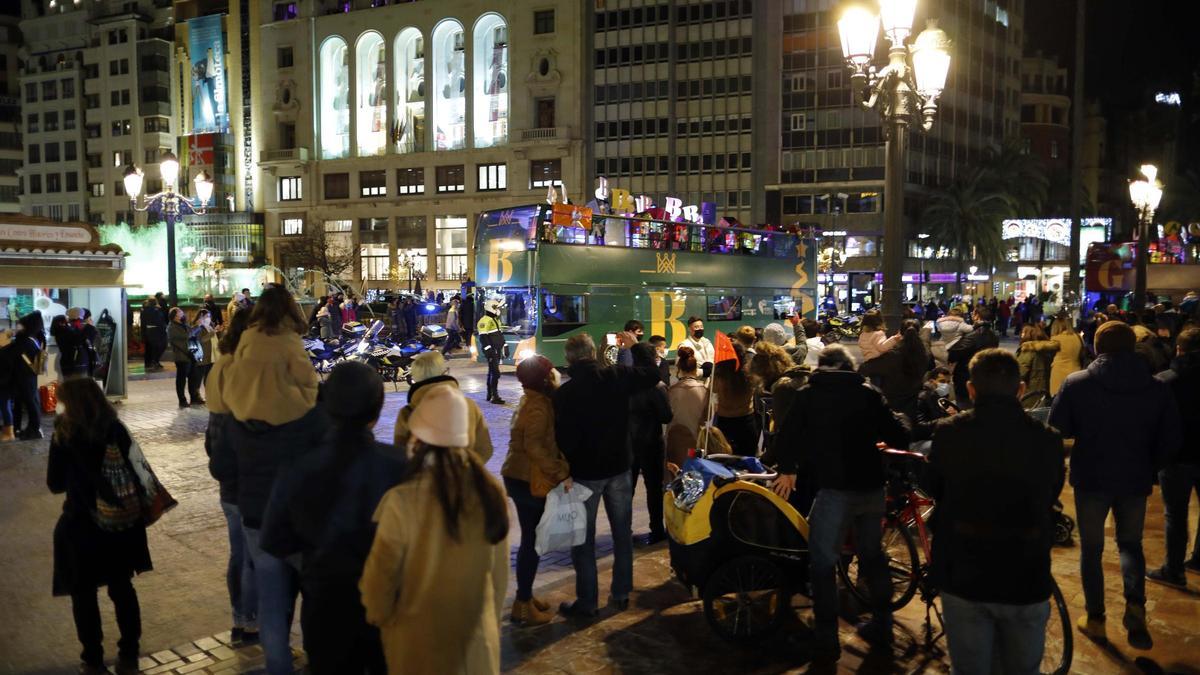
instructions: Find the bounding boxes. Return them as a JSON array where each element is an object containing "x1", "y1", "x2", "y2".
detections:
[{"x1": 188, "y1": 15, "x2": 229, "y2": 133}]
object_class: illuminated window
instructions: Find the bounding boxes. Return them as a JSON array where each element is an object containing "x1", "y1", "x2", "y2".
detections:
[
  {"x1": 324, "y1": 219, "x2": 352, "y2": 232},
  {"x1": 319, "y1": 37, "x2": 350, "y2": 159},
  {"x1": 360, "y1": 170, "x2": 386, "y2": 197},
  {"x1": 477, "y1": 163, "x2": 507, "y2": 191},
  {"x1": 394, "y1": 28, "x2": 426, "y2": 153},
  {"x1": 473, "y1": 14, "x2": 508, "y2": 148},
  {"x1": 396, "y1": 167, "x2": 425, "y2": 195},
  {"x1": 356, "y1": 31, "x2": 386, "y2": 156},
  {"x1": 431, "y1": 20, "x2": 466, "y2": 150},
  {"x1": 361, "y1": 243, "x2": 390, "y2": 281},
  {"x1": 435, "y1": 216, "x2": 468, "y2": 280},
  {"x1": 435, "y1": 165, "x2": 464, "y2": 193},
  {"x1": 529, "y1": 159, "x2": 561, "y2": 188},
  {"x1": 278, "y1": 176, "x2": 302, "y2": 201},
  {"x1": 282, "y1": 218, "x2": 303, "y2": 235}
]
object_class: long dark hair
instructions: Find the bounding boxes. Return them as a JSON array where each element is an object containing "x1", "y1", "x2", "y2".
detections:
[
  {"x1": 713, "y1": 342, "x2": 754, "y2": 398},
  {"x1": 247, "y1": 285, "x2": 307, "y2": 336},
  {"x1": 897, "y1": 319, "x2": 929, "y2": 379},
  {"x1": 217, "y1": 309, "x2": 252, "y2": 355},
  {"x1": 406, "y1": 441, "x2": 509, "y2": 545},
  {"x1": 53, "y1": 377, "x2": 118, "y2": 447}
]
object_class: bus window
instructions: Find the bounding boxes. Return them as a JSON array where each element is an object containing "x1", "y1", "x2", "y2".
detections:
[
  {"x1": 772, "y1": 295, "x2": 797, "y2": 319},
  {"x1": 707, "y1": 295, "x2": 742, "y2": 321},
  {"x1": 479, "y1": 287, "x2": 536, "y2": 337},
  {"x1": 542, "y1": 294, "x2": 587, "y2": 336}
]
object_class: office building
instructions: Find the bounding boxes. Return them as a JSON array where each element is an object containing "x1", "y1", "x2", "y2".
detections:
[
  {"x1": 17, "y1": 0, "x2": 176, "y2": 226},
  {"x1": 0, "y1": 8, "x2": 21, "y2": 215},
  {"x1": 257, "y1": 0, "x2": 587, "y2": 294},
  {"x1": 772, "y1": 0, "x2": 1024, "y2": 307},
  {"x1": 1019, "y1": 51, "x2": 1069, "y2": 172}
]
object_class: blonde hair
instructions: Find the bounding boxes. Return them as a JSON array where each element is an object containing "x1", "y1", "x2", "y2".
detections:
[
  {"x1": 410, "y1": 351, "x2": 448, "y2": 383},
  {"x1": 1050, "y1": 316, "x2": 1073, "y2": 337},
  {"x1": 749, "y1": 342, "x2": 794, "y2": 387}
]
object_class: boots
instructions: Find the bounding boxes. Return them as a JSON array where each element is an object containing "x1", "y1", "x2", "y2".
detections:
[
  {"x1": 1123, "y1": 604, "x2": 1153, "y2": 650},
  {"x1": 1076, "y1": 613, "x2": 1107, "y2": 646},
  {"x1": 0, "y1": 425, "x2": 13, "y2": 442},
  {"x1": 530, "y1": 596, "x2": 550, "y2": 612},
  {"x1": 511, "y1": 599, "x2": 554, "y2": 626}
]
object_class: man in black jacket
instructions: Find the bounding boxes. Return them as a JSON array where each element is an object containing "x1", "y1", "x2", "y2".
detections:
[
  {"x1": 925, "y1": 349, "x2": 1065, "y2": 672},
  {"x1": 1049, "y1": 320, "x2": 1182, "y2": 650},
  {"x1": 628, "y1": 342, "x2": 673, "y2": 546},
  {"x1": 772, "y1": 345, "x2": 910, "y2": 660},
  {"x1": 554, "y1": 333, "x2": 661, "y2": 617},
  {"x1": 140, "y1": 297, "x2": 166, "y2": 371},
  {"x1": 947, "y1": 307, "x2": 999, "y2": 407},
  {"x1": 1148, "y1": 327, "x2": 1200, "y2": 588}
]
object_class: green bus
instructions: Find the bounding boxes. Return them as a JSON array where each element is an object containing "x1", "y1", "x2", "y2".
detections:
[{"x1": 472, "y1": 203, "x2": 818, "y2": 365}]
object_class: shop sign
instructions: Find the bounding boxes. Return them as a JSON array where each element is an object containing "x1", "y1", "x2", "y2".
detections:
[{"x1": 0, "y1": 222, "x2": 92, "y2": 245}]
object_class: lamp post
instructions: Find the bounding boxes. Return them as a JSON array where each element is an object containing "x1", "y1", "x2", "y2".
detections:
[
  {"x1": 124, "y1": 152, "x2": 214, "y2": 307},
  {"x1": 1128, "y1": 164, "x2": 1163, "y2": 309},
  {"x1": 398, "y1": 251, "x2": 417, "y2": 293},
  {"x1": 838, "y1": 0, "x2": 951, "y2": 333}
]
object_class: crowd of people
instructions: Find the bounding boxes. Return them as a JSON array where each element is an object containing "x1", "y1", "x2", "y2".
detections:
[{"x1": 18, "y1": 280, "x2": 1200, "y2": 674}]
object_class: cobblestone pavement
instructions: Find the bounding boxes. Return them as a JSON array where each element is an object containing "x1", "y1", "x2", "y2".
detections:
[{"x1": 3, "y1": 353, "x2": 1198, "y2": 674}]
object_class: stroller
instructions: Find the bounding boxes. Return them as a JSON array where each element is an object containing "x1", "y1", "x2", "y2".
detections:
[
  {"x1": 1022, "y1": 390, "x2": 1077, "y2": 546},
  {"x1": 665, "y1": 453, "x2": 810, "y2": 643}
]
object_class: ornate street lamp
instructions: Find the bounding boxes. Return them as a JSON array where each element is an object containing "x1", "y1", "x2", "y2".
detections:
[
  {"x1": 124, "y1": 152, "x2": 214, "y2": 307},
  {"x1": 838, "y1": 0, "x2": 951, "y2": 332},
  {"x1": 1128, "y1": 164, "x2": 1163, "y2": 308}
]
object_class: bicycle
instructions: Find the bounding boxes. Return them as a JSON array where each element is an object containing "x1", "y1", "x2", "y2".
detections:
[{"x1": 836, "y1": 447, "x2": 1072, "y2": 675}]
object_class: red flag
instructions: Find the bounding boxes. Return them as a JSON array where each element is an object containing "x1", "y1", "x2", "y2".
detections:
[{"x1": 714, "y1": 330, "x2": 739, "y2": 370}]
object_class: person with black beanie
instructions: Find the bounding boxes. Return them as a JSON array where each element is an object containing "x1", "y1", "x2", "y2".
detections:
[{"x1": 259, "y1": 362, "x2": 407, "y2": 674}]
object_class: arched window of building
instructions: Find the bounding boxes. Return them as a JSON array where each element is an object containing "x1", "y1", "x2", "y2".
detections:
[
  {"x1": 356, "y1": 30, "x2": 386, "y2": 156},
  {"x1": 318, "y1": 36, "x2": 349, "y2": 159},
  {"x1": 431, "y1": 19, "x2": 466, "y2": 151},
  {"x1": 394, "y1": 27, "x2": 425, "y2": 153},
  {"x1": 472, "y1": 13, "x2": 508, "y2": 148}
]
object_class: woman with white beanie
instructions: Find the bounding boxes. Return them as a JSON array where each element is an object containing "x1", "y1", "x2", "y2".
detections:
[{"x1": 361, "y1": 386, "x2": 510, "y2": 675}]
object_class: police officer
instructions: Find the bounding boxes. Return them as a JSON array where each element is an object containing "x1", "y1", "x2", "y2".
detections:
[{"x1": 476, "y1": 298, "x2": 506, "y2": 404}]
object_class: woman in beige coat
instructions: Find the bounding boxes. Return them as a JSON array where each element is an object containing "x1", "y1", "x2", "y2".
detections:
[
  {"x1": 666, "y1": 346, "x2": 708, "y2": 469},
  {"x1": 361, "y1": 386, "x2": 509, "y2": 675},
  {"x1": 1048, "y1": 315, "x2": 1084, "y2": 396}
]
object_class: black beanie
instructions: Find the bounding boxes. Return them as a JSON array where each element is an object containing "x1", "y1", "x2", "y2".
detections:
[{"x1": 322, "y1": 361, "x2": 384, "y2": 426}]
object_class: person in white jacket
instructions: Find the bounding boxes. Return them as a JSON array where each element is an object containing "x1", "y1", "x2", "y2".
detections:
[
  {"x1": 935, "y1": 308, "x2": 974, "y2": 350},
  {"x1": 858, "y1": 310, "x2": 900, "y2": 362},
  {"x1": 677, "y1": 316, "x2": 715, "y2": 376}
]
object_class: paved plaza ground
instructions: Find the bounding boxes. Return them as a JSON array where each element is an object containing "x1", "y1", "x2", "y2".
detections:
[{"x1": 1, "y1": 353, "x2": 1198, "y2": 674}]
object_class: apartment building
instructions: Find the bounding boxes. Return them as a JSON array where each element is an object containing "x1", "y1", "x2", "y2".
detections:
[
  {"x1": 17, "y1": 0, "x2": 176, "y2": 226},
  {"x1": 0, "y1": 8, "x2": 21, "y2": 215},
  {"x1": 256, "y1": 0, "x2": 587, "y2": 293}
]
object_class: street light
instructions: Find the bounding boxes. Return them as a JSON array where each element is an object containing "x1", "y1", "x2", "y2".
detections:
[
  {"x1": 838, "y1": 0, "x2": 951, "y2": 333},
  {"x1": 124, "y1": 152, "x2": 214, "y2": 307},
  {"x1": 1128, "y1": 163, "x2": 1163, "y2": 308}
]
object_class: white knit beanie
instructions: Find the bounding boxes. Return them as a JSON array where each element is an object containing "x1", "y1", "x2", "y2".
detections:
[
  {"x1": 763, "y1": 323, "x2": 788, "y2": 346},
  {"x1": 409, "y1": 385, "x2": 470, "y2": 448}
]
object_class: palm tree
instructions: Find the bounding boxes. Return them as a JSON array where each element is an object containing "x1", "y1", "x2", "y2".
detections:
[
  {"x1": 920, "y1": 167, "x2": 1013, "y2": 295},
  {"x1": 977, "y1": 140, "x2": 1050, "y2": 217}
]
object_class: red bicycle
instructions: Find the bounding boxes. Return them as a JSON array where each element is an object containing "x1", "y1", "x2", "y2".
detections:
[{"x1": 836, "y1": 447, "x2": 1072, "y2": 675}]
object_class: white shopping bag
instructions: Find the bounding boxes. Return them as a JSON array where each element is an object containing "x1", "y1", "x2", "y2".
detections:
[{"x1": 534, "y1": 482, "x2": 593, "y2": 556}]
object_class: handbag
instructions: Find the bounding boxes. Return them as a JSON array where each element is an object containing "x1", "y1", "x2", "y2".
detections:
[
  {"x1": 94, "y1": 443, "x2": 143, "y2": 532},
  {"x1": 125, "y1": 433, "x2": 178, "y2": 526},
  {"x1": 40, "y1": 383, "x2": 58, "y2": 414}
]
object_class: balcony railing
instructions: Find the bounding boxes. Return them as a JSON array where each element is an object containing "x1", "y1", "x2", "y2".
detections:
[
  {"x1": 259, "y1": 147, "x2": 310, "y2": 162},
  {"x1": 520, "y1": 127, "x2": 564, "y2": 141}
]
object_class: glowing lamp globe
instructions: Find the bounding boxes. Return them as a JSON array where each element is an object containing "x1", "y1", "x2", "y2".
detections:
[{"x1": 911, "y1": 21, "x2": 952, "y2": 98}]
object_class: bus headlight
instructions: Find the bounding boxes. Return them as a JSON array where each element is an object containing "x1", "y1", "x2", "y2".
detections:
[{"x1": 516, "y1": 348, "x2": 536, "y2": 362}]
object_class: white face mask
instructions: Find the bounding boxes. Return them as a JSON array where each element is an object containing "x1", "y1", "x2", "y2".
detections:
[
  {"x1": 935, "y1": 382, "x2": 951, "y2": 397},
  {"x1": 55, "y1": 401, "x2": 65, "y2": 414}
]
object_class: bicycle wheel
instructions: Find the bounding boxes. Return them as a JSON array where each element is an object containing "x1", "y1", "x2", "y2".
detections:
[
  {"x1": 1041, "y1": 578, "x2": 1073, "y2": 675},
  {"x1": 837, "y1": 518, "x2": 920, "y2": 611},
  {"x1": 702, "y1": 556, "x2": 792, "y2": 644}
]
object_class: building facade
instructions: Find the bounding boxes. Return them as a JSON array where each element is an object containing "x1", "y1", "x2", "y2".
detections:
[
  {"x1": 256, "y1": 0, "x2": 587, "y2": 294},
  {"x1": 16, "y1": 0, "x2": 176, "y2": 226},
  {"x1": 586, "y1": 0, "x2": 774, "y2": 227},
  {"x1": 771, "y1": 0, "x2": 1025, "y2": 306},
  {"x1": 0, "y1": 8, "x2": 21, "y2": 215},
  {"x1": 1019, "y1": 51, "x2": 1069, "y2": 172}
]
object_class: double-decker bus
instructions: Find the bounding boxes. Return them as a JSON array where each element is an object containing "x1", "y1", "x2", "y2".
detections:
[{"x1": 473, "y1": 203, "x2": 818, "y2": 365}]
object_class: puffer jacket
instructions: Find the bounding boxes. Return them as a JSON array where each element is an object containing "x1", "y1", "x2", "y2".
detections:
[
  {"x1": 1016, "y1": 339, "x2": 1059, "y2": 396},
  {"x1": 936, "y1": 315, "x2": 973, "y2": 348},
  {"x1": 221, "y1": 327, "x2": 319, "y2": 425},
  {"x1": 501, "y1": 389, "x2": 569, "y2": 484},
  {"x1": 1049, "y1": 351, "x2": 1183, "y2": 496}
]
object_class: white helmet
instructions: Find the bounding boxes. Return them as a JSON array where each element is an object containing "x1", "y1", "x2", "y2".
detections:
[{"x1": 484, "y1": 297, "x2": 504, "y2": 314}]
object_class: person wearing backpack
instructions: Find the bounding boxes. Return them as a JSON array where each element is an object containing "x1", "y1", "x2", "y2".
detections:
[{"x1": 48, "y1": 378, "x2": 153, "y2": 675}]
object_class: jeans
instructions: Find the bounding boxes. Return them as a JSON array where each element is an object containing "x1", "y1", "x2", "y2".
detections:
[
  {"x1": 12, "y1": 375, "x2": 39, "y2": 435},
  {"x1": 196, "y1": 363, "x2": 213, "y2": 396},
  {"x1": 630, "y1": 442, "x2": 665, "y2": 536},
  {"x1": 70, "y1": 575, "x2": 141, "y2": 667},
  {"x1": 243, "y1": 527, "x2": 300, "y2": 675},
  {"x1": 504, "y1": 476, "x2": 546, "y2": 601},
  {"x1": 442, "y1": 329, "x2": 461, "y2": 354},
  {"x1": 1075, "y1": 490, "x2": 1147, "y2": 616},
  {"x1": 220, "y1": 502, "x2": 258, "y2": 629},
  {"x1": 571, "y1": 472, "x2": 634, "y2": 610},
  {"x1": 941, "y1": 592, "x2": 1050, "y2": 675},
  {"x1": 808, "y1": 488, "x2": 892, "y2": 643},
  {"x1": 1159, "y1": 463, "x2": 1200, "y2": 574},
  {"x1": 0, "y1": 390, "x2": 12, "y2": 426}
]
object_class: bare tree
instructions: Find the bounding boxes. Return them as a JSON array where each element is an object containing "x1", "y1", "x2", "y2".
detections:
[{"x1": 275, "y1": 226, "x2": 356, "y2": 281}]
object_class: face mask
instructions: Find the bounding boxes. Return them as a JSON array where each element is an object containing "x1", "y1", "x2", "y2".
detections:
[
  {"x1": 55, "y1": 402, "x2": 65, "y2": 414},
  {"x1": 692, "y1": 329, "x2": 704, "y2": 340},
  {"x1": 201, "y1": 317, "x2": 211, "y2": 327},
  {"x1": 935, "y1": 382, "x2": 951, "y2": 397},
  {"x1": 657, "y1": 348, "x2": 667, "y2": 360}
]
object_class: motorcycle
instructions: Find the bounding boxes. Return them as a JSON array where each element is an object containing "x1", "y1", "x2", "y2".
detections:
[
  {"x1": 822, "y1": 313, "x2": 862, "y2": 342},
  {"x1": 305, "y1": 321, "x2": 370, "y2": 375},
  {"x1": 348, "y1": 320, "x2": 435, "y2": 390}
]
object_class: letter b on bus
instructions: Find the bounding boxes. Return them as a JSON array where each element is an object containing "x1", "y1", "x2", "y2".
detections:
[
  {"x1": 649, "y1": 292, "x2": 687, "y2": 350},
  {"x1": 487, "y1": 246, "x2": 514, "y2": 283}
]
